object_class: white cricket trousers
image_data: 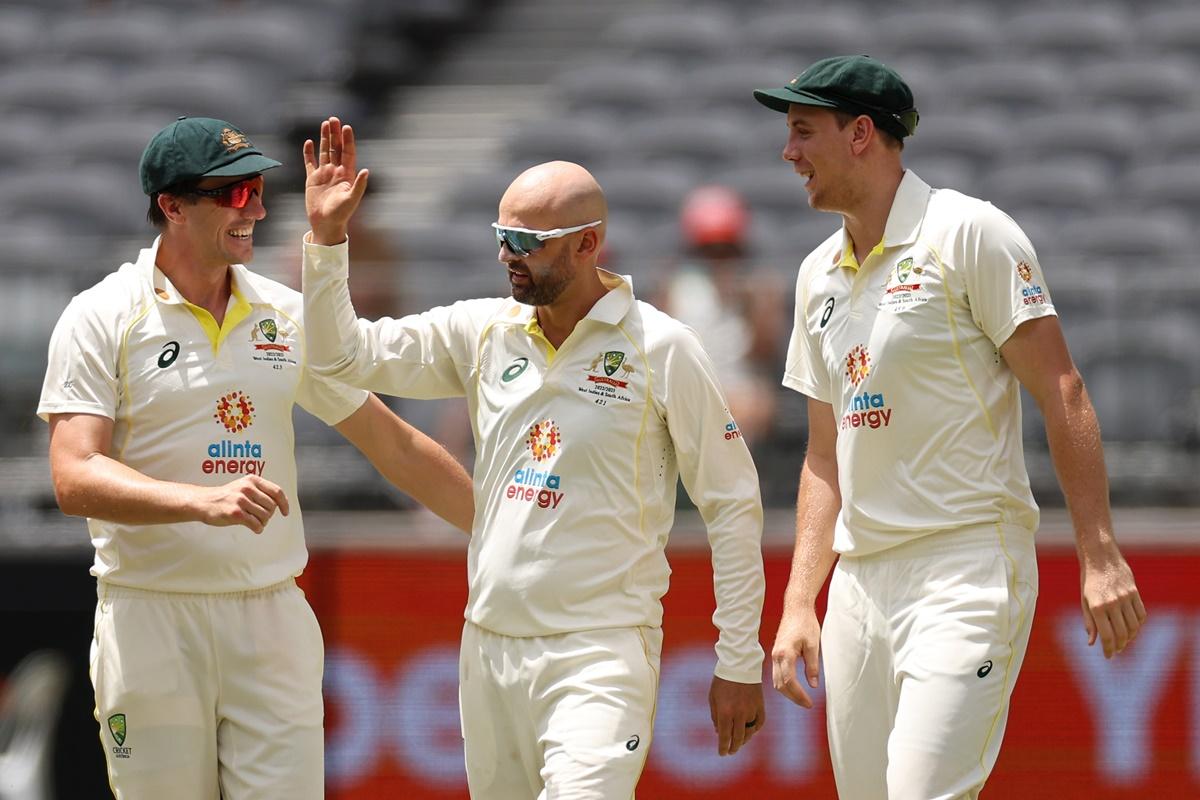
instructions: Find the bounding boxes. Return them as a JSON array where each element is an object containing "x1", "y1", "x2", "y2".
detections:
[
  {"x1": 822, "y1": 524, "x2": 1038, "y2": 800},
  {"x1": 90, "y1": 579, "x2": 325, "y2": 800},
  {"x1": 459, "y1": 622, "x2": 662, "y2": 799}
]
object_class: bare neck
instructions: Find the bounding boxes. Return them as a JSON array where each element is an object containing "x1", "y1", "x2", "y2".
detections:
[
  {"x1": 842, "y1": 166, "x2": 905, "y2": 265},
  {"x1": 156, "y1": 233, "x2": 234, "y2": 323},
  {"x1": 536, "y1": 268, "x2": 608, "y2": 349}
]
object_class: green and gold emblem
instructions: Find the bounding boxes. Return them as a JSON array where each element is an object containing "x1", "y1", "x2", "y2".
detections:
[{"x1": 108, "y1": 713, "x2": 127, "y2": 746}]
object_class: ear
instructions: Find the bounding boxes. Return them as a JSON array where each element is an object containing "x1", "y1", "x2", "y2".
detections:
[
  {"x1": 576, "y1": 228, "x2": 601, "y2": 257},
  {"x1": 157, "y1": 193, "x2": 190, "y2": 225},
  {"x1": 848, "y1": 115, "x2": 877, "y2": 156}
]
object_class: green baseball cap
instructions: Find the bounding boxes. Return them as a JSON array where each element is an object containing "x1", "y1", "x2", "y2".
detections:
[
  {"x1": 139, "y1": 116, "x2": 282, "y2": 195},
  {"x1": 753, "y1": 55, "x2": 919, "y2": 140}
]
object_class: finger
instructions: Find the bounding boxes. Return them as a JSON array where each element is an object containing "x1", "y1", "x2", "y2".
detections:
[
  {"x1": 1083, "y1": 605, "x2": 1097, "y2": 646},
  {"x1": 771, "y1": 652, "x2": 793, "y2": 692},
  {"x1": 1133, "y1": 593, "x2": 1147, "y2": 623},
  {"x1": 773, "y1": 659, "x2": 813, "y2": 708},
  {"x1": 319, "y1": 120, "x2": 331, "y2": 165},
  {"x1": 1092, "y1": 610, "x2": 1116, "y2": 658},
  {"x1": 235, "y1": 509, "x2": 265, "y2": 534},
  {"x1": 727, "y1": 714, "x2": 747, "y2": 755},
  {"x1": 303, "y1": 139, "x2": 317, "y2": 176},
  {"x1": 716, "y1": 714, "x2": 732, "y2": 757},
  {"x1": 1106, "y1": 607, "x2": 1130, "y2": 654},
  {"x1": 1120, "y1": 602, "x2": 1142, "y2": 645},
  {"x1": 349, "y1": 168, "x2": 370, "y2": 205},
  {"x1": 803, "y1": 639, "x2": 821, "y2": 689},
  {"x1": 342, "y1": 123, "x2": 357, "y2": 171},
  {"x1": 254, "y1": 478, "x2": 290, "y2": 517},
  {"x1": 329, "y1": 117, "x2": 342, "y2": 166}
]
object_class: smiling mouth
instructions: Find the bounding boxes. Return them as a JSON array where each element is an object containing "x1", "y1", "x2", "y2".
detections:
[{"x1": 228, "y1": 228, "x2": 253, "y2": 240}]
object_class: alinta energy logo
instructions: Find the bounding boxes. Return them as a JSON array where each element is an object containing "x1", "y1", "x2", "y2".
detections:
[
  {"x1": 841, "y1": 345, "x2": 894, "y2": 431},
  {"x1": 504, "y1": 420, "x2": 566, "y2": 510},
  {"x1": 1016, "y1": 260, "x2": 1046, "y2": 306},
  {"x1": 204, "y1": 391, "x2": 266, "y2": 475}
]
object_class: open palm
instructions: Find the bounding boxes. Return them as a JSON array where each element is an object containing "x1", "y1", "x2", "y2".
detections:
[{"x1": 304, "y1": 116, "x2": 369, "y2": 243}]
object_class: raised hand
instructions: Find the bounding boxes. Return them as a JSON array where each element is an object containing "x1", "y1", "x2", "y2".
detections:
[
  {"x1": 199, "y1": 475, "x2": 290, "y2": 534},
  {"x1": 304, "y1": 116, "x2": 370, "y2": 245}
]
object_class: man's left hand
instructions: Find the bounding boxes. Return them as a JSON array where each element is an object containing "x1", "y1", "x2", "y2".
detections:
[{"x1": 708, "y1": 676, "x2": 765, "y2": 757}]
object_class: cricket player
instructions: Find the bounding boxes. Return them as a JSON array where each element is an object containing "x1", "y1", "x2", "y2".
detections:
[
  {"x1": 755, "y1": 56, "x2": 1146, "y2": 798},
  {"x1": 39, "y1": 116, "x2": 473, "y2": 799},
  {"x1": 300, "y1": 117, "x2": 766, "y2": 797}
]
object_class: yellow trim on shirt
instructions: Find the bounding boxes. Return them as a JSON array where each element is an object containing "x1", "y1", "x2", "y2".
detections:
[
  {"x1": 930, "y1": 243, "x2": 997, "y2": 439},
  {"x1": 115, "y1": 300, "x2": 158, "y2": 462},
  {"x1": 617, "y1": 322, "x2": 652, "y2": 538},
  {"x1": 183, "y1": 283, "x2": 253, "y2": 355},
  {"x1": 837, "y1": 237, "x2": 887, "y2": 271},
  {"x1": 524, "y1": 314, "x2": 557, "y2": 364}
]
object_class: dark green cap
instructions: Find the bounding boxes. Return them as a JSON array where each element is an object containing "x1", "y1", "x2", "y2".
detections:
[
  {"x1": 753, "y1": 55, "x2": 919, "y2": 139},
  {"x1": 139, "y1": 116, "x2": 282, "y2": 195}
]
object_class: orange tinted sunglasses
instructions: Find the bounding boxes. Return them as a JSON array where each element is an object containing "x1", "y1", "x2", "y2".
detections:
[{"x1": 190, "y1": 175, "x2": 264, "y2": 209}]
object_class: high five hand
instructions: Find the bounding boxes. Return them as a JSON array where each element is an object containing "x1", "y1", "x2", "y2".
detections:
[{"x1": 304, "y1": 116, "x2": 369, "y2": 246}]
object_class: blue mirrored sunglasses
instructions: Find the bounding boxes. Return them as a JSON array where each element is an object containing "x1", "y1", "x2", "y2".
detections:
[{"x1": 492, "y1": 220, "x2": 602, "y2": 256}]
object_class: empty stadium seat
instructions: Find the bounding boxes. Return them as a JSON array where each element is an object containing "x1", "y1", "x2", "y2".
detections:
[{"x1": 604, "y1": 10, "x2": 736, "y2": 68}]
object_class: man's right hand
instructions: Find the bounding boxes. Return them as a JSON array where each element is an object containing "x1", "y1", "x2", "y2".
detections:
[
  {"x1": 199, "y1": 476, "x2": 290, "y2": 534},
  {"x1": 771, "y1": 607, "x2": 822, "y2": 708}
]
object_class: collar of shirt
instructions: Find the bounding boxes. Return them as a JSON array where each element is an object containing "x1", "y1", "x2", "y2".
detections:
[
  {"x1": 518, "y1": 268, "x2": 636, "y2": 337},
  {"x1": 830, "y1": 170, "x2": 931, "y2": 273}
]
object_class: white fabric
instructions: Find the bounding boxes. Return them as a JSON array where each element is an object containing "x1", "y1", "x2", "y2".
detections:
[
  {"x1": 459, "y1": 622, "x2": 661, "y2": 799},
  {"x1": 38, "y1": 237, "x2": 367, "y2": 592},
  {"x1": 822, "y1": 525, "x2": 1038, "y2": 800},
  {"x1": 91, "y1": 579, "x2": 325, "y2": 800},
  {"x1": 303, "y1": 239, "x2": 765, "y2": 683},
  {"x1": 783, "y1": 171, "x2": 1056, "y2": 556}
]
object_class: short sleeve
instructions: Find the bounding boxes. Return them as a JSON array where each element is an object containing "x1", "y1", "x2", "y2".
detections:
[
  {"x1": 782, "y1": 264, "x2": 834, "y2": 402},
  {"x1": 37, "y1": 297, "x2": 120, "y2": 421},
  {"x1": 961, "y1": 205, "x2": 1057, "y2": 348}
]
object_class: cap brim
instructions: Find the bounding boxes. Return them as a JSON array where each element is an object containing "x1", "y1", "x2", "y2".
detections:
[
  {"x1": 202, "y1": 152, "x2": 283, "y2": 179},
  {"x1": 753, "y1": 87, "x2": 840, "y2": 114}
]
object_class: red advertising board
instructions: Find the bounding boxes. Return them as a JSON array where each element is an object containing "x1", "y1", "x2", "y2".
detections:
[{"x1": 299, "y1": 546, "x2": 1197, "y2": 798}]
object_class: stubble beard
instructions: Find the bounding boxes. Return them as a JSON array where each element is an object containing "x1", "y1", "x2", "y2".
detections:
[{"x1": 510, "y1": 249, "x2": 573, "y2": 306}]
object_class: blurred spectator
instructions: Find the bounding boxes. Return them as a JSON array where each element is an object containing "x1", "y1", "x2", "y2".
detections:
[{"x1": 659, "y1": 185, "x2": 786, "y2": 442}]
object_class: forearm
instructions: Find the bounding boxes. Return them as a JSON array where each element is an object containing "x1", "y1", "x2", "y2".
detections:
[
  {"x1": 707, "y1": 495, "x2": 766, "y2": 683},
  {"x1": 55, "y1": 453, "x2": 204, "y2": 525},
  {"x1": 782, "y1": 453, "x2": 841, "y2": 611},
  {"x1": 339, "y1": 397, "x2": 474, "y2": 534},
  {"x1": 302, "y1": 235, "x2": 373, "y2": 384},
  {"x1": 1041, "y1": 376, "x2": 1118, "y2": 560}
]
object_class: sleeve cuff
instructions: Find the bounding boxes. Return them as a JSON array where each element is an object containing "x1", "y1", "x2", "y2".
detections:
[
  {"x1": 302, "y1": 233, "x2": 350, "y2": 276},
  {"x1": 714, "y1": 661, "x2": 764, "y2": 685}
]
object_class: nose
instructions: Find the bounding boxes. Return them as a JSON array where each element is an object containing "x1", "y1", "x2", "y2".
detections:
[
  {"x1": 243, "y1": 189, "x2": 267, "y2": 220},
  {"x1": 498, "y1": 241, "x2": 521, "y2": 263}
]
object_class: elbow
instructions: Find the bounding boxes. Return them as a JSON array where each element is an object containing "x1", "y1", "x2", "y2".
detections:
[{"x1": 52, "y1": 476, "x2": 87, "y2": 518}]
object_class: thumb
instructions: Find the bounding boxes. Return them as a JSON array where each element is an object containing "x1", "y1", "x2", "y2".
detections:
[{"x1": 349, "y1": 169, "x2": 370, "y2": 204}]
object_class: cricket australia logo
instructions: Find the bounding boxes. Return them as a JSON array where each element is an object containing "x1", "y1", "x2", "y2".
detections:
[
  {"x1": 526, "y1": 420, "x2": 561, "y2": 462},
  {"x1": 845, "y1": 345, "x2": 871, "y2": 386},
  {"x1": 108, "y1": 713, "x2": 132, "y2": 758},
  {"x1": 579, "y1": 350, "x2": 636, "y2": 405}
]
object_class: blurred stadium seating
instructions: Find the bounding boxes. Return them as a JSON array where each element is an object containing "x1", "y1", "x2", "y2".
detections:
[{"x1": 3, "y1": 0, "x2": 1199, "y2": 545}]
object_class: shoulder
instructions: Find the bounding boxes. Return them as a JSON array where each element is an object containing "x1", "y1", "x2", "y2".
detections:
[
  {"x1": 926, "y1": 186, "x2": 1031, "y2": 246},
  {"x1": 60, "y1": 260, "x2": 152, "y2": 327},
  {"x1": 798, "y1": 228, "x2": 843, "y2": 282},
  {"x1": 628, "y1": 299, "x2": 706, "y2": 357}
]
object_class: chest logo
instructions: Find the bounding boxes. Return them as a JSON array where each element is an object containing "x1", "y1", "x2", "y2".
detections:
[
  {"x1": 526, "y1": 420, "x2": 561, "y2": 462},
  {"x1": 580, "y1": 351, "x2": 636, "y2": 405},
  {"x1": 157, "y1": 341, "x2": 180, "y2": 368},
  {"x1": 845, "y1": 344, "x2": 871, "y2": 386},
  {"x1": 820, "y1": 297, "x2": 835, "y2": 328},
  {"x1": 501, "y1": 357, "x2": 530, "y2": 383},
  {"x1": 214, "y1": 391, "x2": 256, "y2": 433}
]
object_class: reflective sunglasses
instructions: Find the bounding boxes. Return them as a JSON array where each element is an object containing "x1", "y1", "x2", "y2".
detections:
[
  {"x1": 492, "y1": 220, "x2": 602, "y2": 256},
  {"x1": 190, "y1": 174, "x2": 265, "y2": 209}
]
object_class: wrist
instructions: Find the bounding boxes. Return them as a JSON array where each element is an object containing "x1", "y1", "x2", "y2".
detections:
[{"x1": 310, "y1": 225, "x2": 348, "y2": 247}]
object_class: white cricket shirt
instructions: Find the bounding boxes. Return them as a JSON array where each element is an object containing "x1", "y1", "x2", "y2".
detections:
[
  {"x1": 784, "y1": 171, "x2": 1056, "y2": 556},
  {"x1": 303, "y1": 240, "x2": 765, "y2": 683},
  {"x1": 39, "y1": 237, "x2": 367, "y2": 592}
]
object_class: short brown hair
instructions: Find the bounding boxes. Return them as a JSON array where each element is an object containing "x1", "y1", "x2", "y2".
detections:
[
  {"x1": 832, "y1": 109, "x2": 904, "y2": 151},
  {"x1": 146, "y1": 181, "x2": 200, "y2": 229}
]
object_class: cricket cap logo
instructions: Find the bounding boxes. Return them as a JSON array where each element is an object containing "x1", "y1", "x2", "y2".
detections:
[
  {"x1": 108, "y1": 713, "x2": 127, "y2": 746},
  {"x1": 846, "y1": 345, "x2": 871, "y2": 386},
  {"x1": 214, "y1": 391, "x2": 255, "y2": 433},
  {"x1": 220, "y1": 127, "x2": 252, "y2": 153},
  {"x1": 526, "y1": 420, "x2": 561, "y2": 462}
]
